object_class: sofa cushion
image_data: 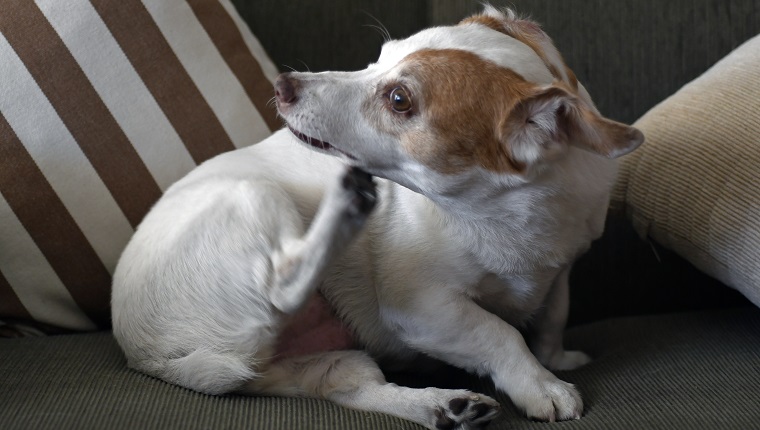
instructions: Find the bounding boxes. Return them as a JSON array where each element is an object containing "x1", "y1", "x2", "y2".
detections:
[
  {"x1": 613, "y1": 34, "x2": 760, "y2": 308},
  {"x1": 429, "y1": 0, "x2": 760, "y2": 126},
  {"x1": 0, "y1": 0, "x2": 279, "y2": 332},
  {"x1": 1, "y1": 307, "x2": 759, "y2": 429}
]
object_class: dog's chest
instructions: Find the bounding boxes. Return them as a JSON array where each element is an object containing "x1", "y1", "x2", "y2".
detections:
[
  {"x1": 273, "y1": 293, "x2": 356, "y2": 360},
  {"x1": 471, "y1": 273, "x2": 553, "y2": 325}
]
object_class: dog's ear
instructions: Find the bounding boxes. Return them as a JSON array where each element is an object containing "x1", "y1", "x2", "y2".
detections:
[{"x1": 501, "y1": 86, "x2": 644, "y2": 165}]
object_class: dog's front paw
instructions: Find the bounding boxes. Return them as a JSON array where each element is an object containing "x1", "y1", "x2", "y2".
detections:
[
  {"x1": 431, "y1": 391, "x2": 500, "y2": 430},
  {"x1": 340, "y1": 166, "x2": 377, "y2": 218},
  {"x1": 512, "y1": 373, "x2": 582, "y2": 422}
]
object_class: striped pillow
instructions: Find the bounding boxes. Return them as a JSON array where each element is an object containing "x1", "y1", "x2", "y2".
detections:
[{"x1": 0, "y1": 0, "x2": 280, "y2": 333}]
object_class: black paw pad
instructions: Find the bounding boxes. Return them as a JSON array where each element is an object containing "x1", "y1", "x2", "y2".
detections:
[
  {"x1": 448, "y1": 398, "x2": 469, "y2": 415},
  {"x1": 434, "y1": 408, "x2": 457, "y2": 430},
  {"x1": 341, "y1": 167, "x2": 376, "y2": 214}
]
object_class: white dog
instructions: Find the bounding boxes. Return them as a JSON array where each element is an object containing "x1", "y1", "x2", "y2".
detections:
[{"x1": 112, "y1": 6, "x2": 643, "y2": 429}]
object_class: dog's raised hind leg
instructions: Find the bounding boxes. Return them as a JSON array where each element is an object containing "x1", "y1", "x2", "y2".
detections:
[
  {"x1": 242, "y1": 350, "x2": 501, "y2": 430},
  {"x1": 269, "y1": 166, "x2": 376, "y2": 315}
]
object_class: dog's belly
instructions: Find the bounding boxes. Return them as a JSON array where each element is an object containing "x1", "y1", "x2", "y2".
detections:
[{"x1": 273, "y1": 293, "x2": 356, "y2": 360}]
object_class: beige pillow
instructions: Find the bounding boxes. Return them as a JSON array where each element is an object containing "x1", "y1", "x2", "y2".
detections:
[
  {"x1": 0, "y1": 0, "x2": 280, "y2": 332},
  {"x1": 613, "y1": 34, "x2": 760, "y2": 307}
]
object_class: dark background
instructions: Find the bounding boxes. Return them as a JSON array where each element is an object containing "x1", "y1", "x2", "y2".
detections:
[{"x1": 234, "y1": 0, "x2": 760, "y2": 125}]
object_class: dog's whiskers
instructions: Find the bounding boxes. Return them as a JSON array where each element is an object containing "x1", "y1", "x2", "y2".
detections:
[
  {"x1": 316, "y1": 128, "x2": 327, "y2": 150},
  {"x1": 363, "y1": 24, "x2": 391, "y2": 42},
  {"x1": 281, "y1": 62, "x2": 312, "y2": 73},
  {"x1": 297, "y1": 59, "x2": 312, "y2": 72},
  {"x1": 361, "y1": 11, "x2": 392, "y2": 42}
]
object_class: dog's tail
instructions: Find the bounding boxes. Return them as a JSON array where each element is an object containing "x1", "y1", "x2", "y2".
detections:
[{"x1": 156, "y1": 348, "x2": 258, "y2": 395}]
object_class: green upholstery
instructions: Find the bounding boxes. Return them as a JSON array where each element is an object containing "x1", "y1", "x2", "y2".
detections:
[
  {"x1": 430, "y1": 0, "x2": 760, "y2": 124},
  {"x1": 2, "y1": 308, "x2": 758, "y2": 429},
  {"x1": 231, "y1": 0, "x2": 426, "y2": 73}
]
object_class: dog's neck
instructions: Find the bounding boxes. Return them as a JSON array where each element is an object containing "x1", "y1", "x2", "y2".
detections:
[
  {"x1": 371, "y1": 148, "x2": 610, "y2": 275},
  {"x1": 384, "y1": 176, "x2": 566, "y2": 276}
]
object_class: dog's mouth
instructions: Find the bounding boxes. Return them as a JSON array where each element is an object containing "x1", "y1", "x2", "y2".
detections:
[{"x1": 287, "y1": 125, "x2": 356, "y2": 160}]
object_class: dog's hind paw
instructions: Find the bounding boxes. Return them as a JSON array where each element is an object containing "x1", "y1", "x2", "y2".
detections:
[
  {"x1": 340, "y1": 166, "x2": 377, "y2": 217},
  {"x1": 433, "y1": 392, "x2": 501, "y2": 430}
]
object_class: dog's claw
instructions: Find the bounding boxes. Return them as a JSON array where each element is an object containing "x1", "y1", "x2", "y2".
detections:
[
  {"x1": 341, "y1": 166, "x2": 377, "y2": 216},
  {"x1": 518, "y1": 376, "x2": 583, "y2": 423}
]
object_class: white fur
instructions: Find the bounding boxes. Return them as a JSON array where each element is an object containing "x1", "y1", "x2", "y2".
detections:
[{"x1": 113, "y1": 7, "x2": 642, "y2": 429}]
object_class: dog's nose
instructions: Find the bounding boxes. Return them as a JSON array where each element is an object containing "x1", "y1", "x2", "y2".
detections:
[{"x1": 275, "y1": 73, "x2": 297, "y2": 105}]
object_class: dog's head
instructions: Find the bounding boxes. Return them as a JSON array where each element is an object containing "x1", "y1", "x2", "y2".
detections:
[{"x1": 276, "y1": 6, "x2": 643, "y2": 197}]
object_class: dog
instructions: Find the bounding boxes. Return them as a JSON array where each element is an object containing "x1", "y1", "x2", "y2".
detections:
[{"x1": 112, "y1": 5, "x2": 643, "y2": 429}]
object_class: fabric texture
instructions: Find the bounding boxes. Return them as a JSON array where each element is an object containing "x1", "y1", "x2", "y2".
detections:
[
  {"x1": 0, "y1": 0, "x2": 279, "y2": 331},
  {"x1": 429, "y1": 0, "x2": 760, "y2": 125},
  {"x1": 231, "y1": 0, "x2": 427, "y2": 74},
  {"x1": 1, "y1": 307, "x2": 759, "y2": 429},
  {"x1": 612, "y1": 35, "x2": 760, "y2": 308}
]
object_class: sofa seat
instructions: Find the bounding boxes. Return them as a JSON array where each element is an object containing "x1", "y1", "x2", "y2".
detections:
[{"x1": 3, "y1": 306, "x2": 758, "y2": 430}]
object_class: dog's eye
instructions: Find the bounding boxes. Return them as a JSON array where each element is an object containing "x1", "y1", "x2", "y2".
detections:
[{"x1": 389, "y1": 87, "x2": 412, "y2": 113}]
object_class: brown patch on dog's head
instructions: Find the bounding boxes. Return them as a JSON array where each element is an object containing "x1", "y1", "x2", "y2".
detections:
[
  {"x1": 368, "y1": 48, "x2": 533, "y2": 174},
  {"x1": 363, "y1": 48, "x2": 643, "y2": 176},
  {"x1": 461, "y1": 8, "x2": 578, "y2": 91}
]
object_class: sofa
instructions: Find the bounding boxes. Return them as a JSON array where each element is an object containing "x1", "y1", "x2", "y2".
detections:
[{"x1": 1, "y1": 1, "x2": 759, "y2": 429}]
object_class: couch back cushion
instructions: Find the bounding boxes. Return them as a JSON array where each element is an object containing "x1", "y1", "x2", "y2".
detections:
[
  {"x1": 429, "y1": 0, "x2": 760, "y2": 126},
  {"x1": 613, "y1": 34, "x2": 760, "y2": 307},
  {"x1": 0, "y1": 0, "x2": 279, "y2": 331}
]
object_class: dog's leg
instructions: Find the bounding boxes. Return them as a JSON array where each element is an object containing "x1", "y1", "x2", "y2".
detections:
[
  {"x1": 269, "y1": 167, "x2": 376, "y2": 314},
  {"x1": 149, "y1": 167, "x2": 374, "y2": 395},
  {"x1": 529, "y1": 264, "x2": 592, "y2": 371},
  {"x1": 387, "y1": 292, "x2": 583, "y2": 422},
  {"x1": 242, "y1": 350, "x2": 500, "y2": 430}
]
